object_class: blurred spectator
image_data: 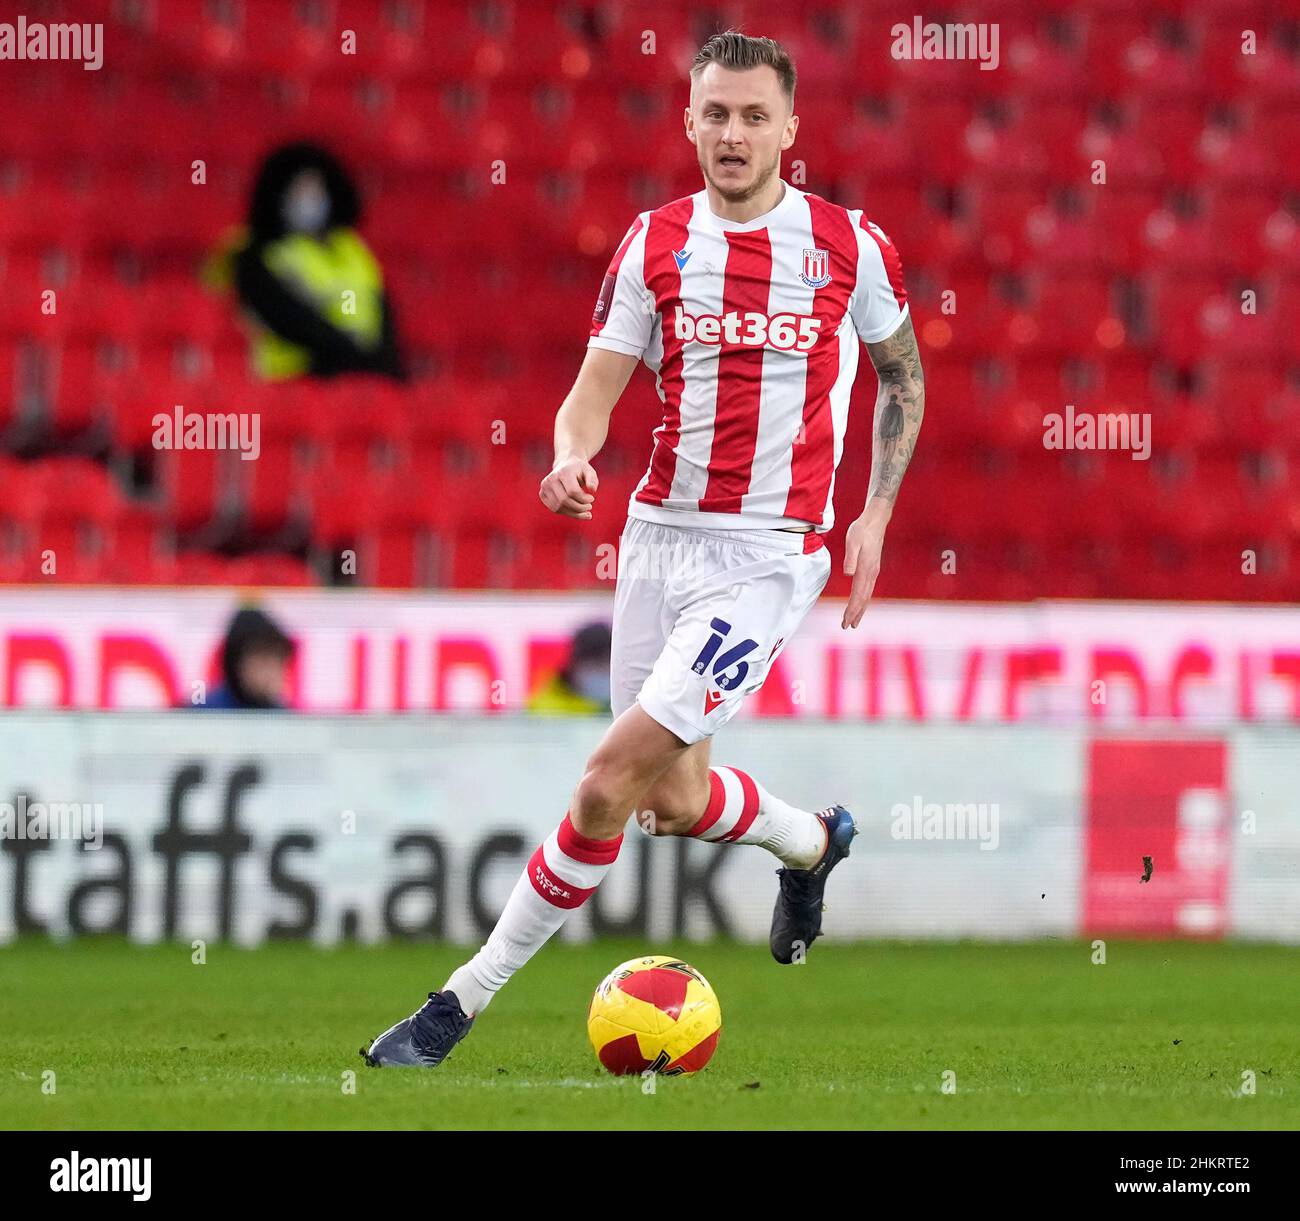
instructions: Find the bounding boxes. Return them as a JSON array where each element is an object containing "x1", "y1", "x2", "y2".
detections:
[
  {"x1": 208, "y1": 142, "x2": 406, "y2": 381},
  {"x1": 527, "y1": 622, "x2": 612, "y2": 717},
  {"x1": 198, "y1": 607, "x2": 296, "y2": 710}
]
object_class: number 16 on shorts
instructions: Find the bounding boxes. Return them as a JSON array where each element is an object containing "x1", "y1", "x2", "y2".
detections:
[{"x1": 691, "y1": 618, "x2": 760, "y2": 691}]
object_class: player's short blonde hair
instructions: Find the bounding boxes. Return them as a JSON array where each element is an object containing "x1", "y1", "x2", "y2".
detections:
[{"x1": 689, "y1": 31, "x2": 797, "y2": 108}]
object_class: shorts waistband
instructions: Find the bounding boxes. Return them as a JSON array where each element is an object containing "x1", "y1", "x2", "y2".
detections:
[{"x1": 623, "y1": 516, "x2": 825, "y2": 556}]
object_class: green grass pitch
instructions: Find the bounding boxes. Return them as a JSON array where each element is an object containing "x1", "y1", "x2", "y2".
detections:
[{"x1": 1, "y1": 938, "x2": 1296, "y2": 1130}]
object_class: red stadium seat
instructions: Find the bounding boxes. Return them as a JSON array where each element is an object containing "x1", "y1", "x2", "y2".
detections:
[
  {"x1": 158, "y1": 447, "x2": 235, "y2": 537},
  {"x1": 239, "y1": 437, "x2": 305, "y2": 538},
  {"x1": 367, "y1": 529, "x2": 423, "y2": 588},
  {"x1": 0, "y1": 340, "x2": 31, "y2": 436},
  {"x1": 103, "y1": 504, "x2": 173, "y2": 585},
  {"x1": 445, "y1": 529, "x2": 512, "y2": 589},
  {"x1": 305, "y1": 456, "x2": 386, "y2": 547}
]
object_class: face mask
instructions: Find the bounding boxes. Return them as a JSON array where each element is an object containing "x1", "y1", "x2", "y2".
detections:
[
  {"x1": 282, "y1": 191, "x2": 330, "y2": 234},
  {"x1": 572, "y1": 668, "x2": 611, "y2": 705}
]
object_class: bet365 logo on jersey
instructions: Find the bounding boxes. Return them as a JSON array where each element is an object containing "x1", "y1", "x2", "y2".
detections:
[{"x1": 673, "y1": 305, "x2": 822, "y2": 352}]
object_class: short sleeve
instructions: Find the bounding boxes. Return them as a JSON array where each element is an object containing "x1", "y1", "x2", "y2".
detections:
[
  {"x1": 849, "y1": 212, "x2": 910, "y2": 344},
  {"x1": 588, "y1": 214, "x2": 653, "y2": 358}
]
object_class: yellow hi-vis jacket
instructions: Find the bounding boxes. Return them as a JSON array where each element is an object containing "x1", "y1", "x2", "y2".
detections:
[{"x1": 250, "y1": 229, "x2": 386, "y2": 380}]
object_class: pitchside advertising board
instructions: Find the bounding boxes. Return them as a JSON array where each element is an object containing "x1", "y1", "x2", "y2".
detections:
[
  {"x1": 2, "y1": 589, "x2": 1300, "y2": 723},
  {"x1": 0, "y1": 714, "x2": 1296, "y2": 944}
]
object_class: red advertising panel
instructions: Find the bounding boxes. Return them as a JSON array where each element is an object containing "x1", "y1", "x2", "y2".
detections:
[{"x1": 1083, "y1": 739, "x2": 1231, "y2": 937}]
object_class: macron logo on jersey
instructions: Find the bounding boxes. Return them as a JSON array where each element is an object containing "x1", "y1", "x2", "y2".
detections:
[
  {"x1": 672, "y1": 248, "x2": 692, "y2": 270},
  {"x1": 673, "y1": 305, "x2": 823, "y2": 353}
]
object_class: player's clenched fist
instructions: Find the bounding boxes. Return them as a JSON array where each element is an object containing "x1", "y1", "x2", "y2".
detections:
[{"x1": 540, "y1": 458, "x2": 599, "y2": 519}]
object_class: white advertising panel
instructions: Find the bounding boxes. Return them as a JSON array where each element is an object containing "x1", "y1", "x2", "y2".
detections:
[{"x1": 2, "y1": 714, "x2": 1295, "y2": 944}]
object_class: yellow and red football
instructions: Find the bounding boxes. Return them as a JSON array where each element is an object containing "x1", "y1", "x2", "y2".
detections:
[{"x1": 587, "y1": 955, "x2": 721, "y2": 1076}]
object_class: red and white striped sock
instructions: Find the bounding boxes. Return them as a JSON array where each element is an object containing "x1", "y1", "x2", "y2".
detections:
[
  {"x1": 444, "y1": 812, "x2": 622, "y2": 1016},
  {"x1": 683, "y1": 766, "x2": 827, "y2": 869}
]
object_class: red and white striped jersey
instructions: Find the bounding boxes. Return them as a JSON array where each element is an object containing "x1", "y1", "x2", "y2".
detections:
[{"x1": 588, "y1": 181, "x2": 909, "y2": 532}]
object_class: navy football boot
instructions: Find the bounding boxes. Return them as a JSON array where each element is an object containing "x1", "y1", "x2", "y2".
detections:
[
  {"x1": 769, "y1": 805, "x2": 858, "y2": 964},
  {"x1": 360, "y1": 990, "x2": 474, "y2": 1068}
]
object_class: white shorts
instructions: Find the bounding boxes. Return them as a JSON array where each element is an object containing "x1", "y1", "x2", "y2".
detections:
[{"x1": 610, "y1": 516, "x2": 833, "y2": 745}]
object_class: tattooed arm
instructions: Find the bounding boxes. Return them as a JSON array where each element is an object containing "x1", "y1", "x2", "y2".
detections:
[
  {"x1": 841, "y1": 316, "x2": 925, "y2": 629},
  {"x1": 866, "y1": 315, "x2": 926, "y2": 506}
]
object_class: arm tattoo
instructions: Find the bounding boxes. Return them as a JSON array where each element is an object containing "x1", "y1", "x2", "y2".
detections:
[{"x1": 865, "y1": 316, "x2": 925, "y2": 503}]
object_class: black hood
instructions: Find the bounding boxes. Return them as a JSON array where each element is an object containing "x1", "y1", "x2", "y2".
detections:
[
  {"x1": 561, "y1": 621, "x2": 612, "y2": 684},
  {"x1": 221, "y1": 607, "x2": 295, "y2": 709},
  {"x1": 246, "y1": 141, "x2": 361, "y2": 243}
]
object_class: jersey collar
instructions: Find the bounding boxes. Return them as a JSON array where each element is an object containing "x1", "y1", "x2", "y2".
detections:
[{"x1": 695, "y1": 179, "x2": 800, "y2": 234}]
